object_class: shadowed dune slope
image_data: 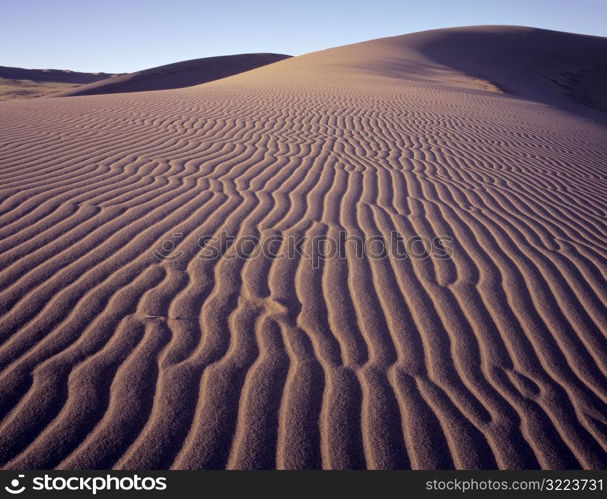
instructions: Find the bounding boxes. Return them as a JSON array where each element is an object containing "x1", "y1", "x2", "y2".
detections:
[
  {"x1": 0, "y1": 26, "x2": 606, "y2": 470},
  {"x1": 416, "y1": 26, "x2": 607, "y2": 118},
  {"x1": 54, "y1": 53, "x2": 291, "y2": 97}
]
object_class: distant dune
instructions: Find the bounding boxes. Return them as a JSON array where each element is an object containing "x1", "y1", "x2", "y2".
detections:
[
  {"x1": 0, "y1": 26, "x2": 606, "y2": 470},
  {"x1": 54, "y1": 53, "x2": 291, "y2": 97},
  {"x1": 0, "y1": 66, "x2": 115, "y2": 100},
  {"x1": 1, "y1": 54, "x2": 290, "y2": 101}
]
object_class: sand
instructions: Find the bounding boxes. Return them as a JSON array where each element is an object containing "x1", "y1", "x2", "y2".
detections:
[
  {"x1": 0, "y1": 66, "x2": 115, "y2": 101},
  {"x1": 0, "y1": 25, "x2": 605, "y2": 470},
  {"x1": 54, "y1": 54, "x2": 291, "y2": 97},
  {"x1": 1, "y1": 54, "x2": 290, "y2": 101}
]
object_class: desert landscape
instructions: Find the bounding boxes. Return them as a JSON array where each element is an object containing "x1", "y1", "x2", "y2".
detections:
[
  {"x1": 0, "y1": 25, "x2": 606, "y2": 470},
  {"x1": 0, "y1": 66, "x2": 115, "y2": 101}
]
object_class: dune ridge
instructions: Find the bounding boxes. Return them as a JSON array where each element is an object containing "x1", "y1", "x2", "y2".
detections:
[
  {"x1": 53, "y1": 53, "x2": 291, "y2": 97},
  {"x1": 0, "y1": 26, "x2": 606, "y2": 470}
]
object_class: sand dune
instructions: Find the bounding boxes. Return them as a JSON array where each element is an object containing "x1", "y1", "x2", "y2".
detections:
[
  {"x1": 0, "y1": 66, "x2": 115, "y2": 100},
  {"x1": 54, "y1": 53, "x2": 291, "y2": 97},
  {"x1": 417, "y1": 26, "x2": 607, "y2": 116},
  {"x1": 0, "y1": 26, "x2": 606, "y2": 470}
]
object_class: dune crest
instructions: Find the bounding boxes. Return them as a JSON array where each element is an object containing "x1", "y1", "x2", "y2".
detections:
[
  {"x1": 0, "y1": 26, "x2": 606, "y2": 470},
  {"x1": 54, "y1": 53, "x2": 291, "y2": 97},
  {"x1": 416, "y1": 26, "x2": 607, "y2": 119}
]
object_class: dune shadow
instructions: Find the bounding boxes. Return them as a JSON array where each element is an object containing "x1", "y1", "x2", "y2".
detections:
[{"x1": 416, "y1": 27, "x2": 607, "y2": 125}]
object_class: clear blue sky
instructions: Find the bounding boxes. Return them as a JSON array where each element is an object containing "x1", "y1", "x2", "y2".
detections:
[{"x1": 1, "y1": 0, "x2": 606, "y2": 73}]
